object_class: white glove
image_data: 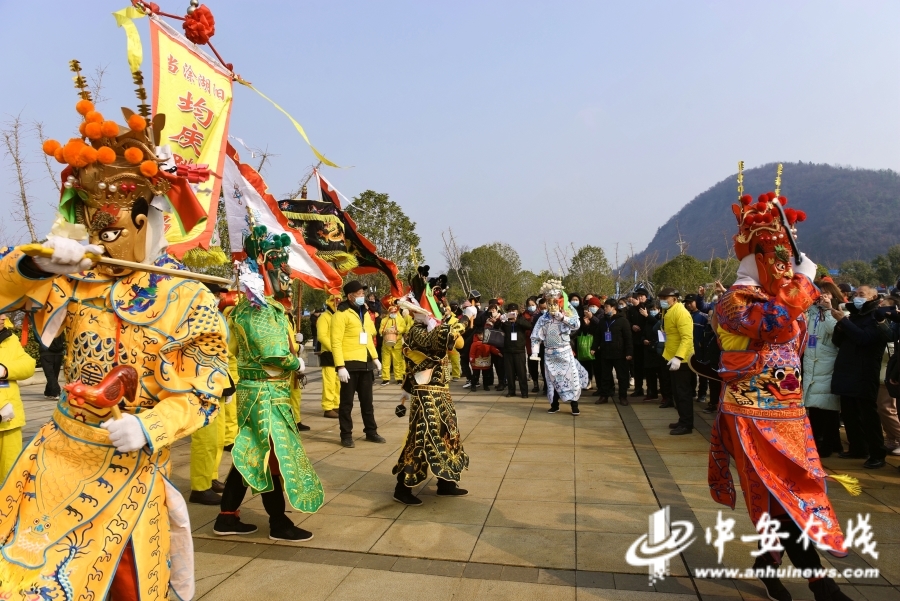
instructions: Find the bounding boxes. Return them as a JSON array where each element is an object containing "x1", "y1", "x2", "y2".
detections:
[
  {"x1": 223, "y1": 395, "x2": 233, "y2": 405},
  {"x1": 792, "y1": 253, "x2": 817, "y2": 281},
  {"x1": 296, "y1": 357, "x2": 305, "y2": 374},
  {"x1": 101, "y1": 413, "x2": 149, "y2": 453},
  {"x1": 373, "y1": 359, "x2": 382, "y2": 372},
  {"x1": 668, "y1": 357, "x2": 682, "y2": 371},
  {"x1": 295, "y1": 333, "x2": 304, "y2": 344},
  {"x1": 33, "y1": 236, "x2": 102, "y2": 275},
  {"x1": 337, "y1": 367, "x2": 350, "y2": 383},
  {"x1": 0, "y1": 403, "x2": 14, "y2": 423}
]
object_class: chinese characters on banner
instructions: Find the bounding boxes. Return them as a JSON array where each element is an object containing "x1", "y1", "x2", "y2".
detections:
[{"x1": 150, "y1": 17, "x2": 233, "y2": 258}]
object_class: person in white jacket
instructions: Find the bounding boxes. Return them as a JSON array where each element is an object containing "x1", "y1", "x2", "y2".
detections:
[{"x1": 802, "y1": 282, "x2": 844, "y2": 457}]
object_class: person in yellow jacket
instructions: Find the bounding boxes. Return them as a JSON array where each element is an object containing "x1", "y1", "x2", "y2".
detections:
[
  {"x1": 0, "y1": 315, "x2": 36, "y2": 482},
  {"x1": 286, "y1": 313, "x2": 309, "y2": 431},
  {"x1": 331, "y1": 280, "x2": 384, "y2": 448},
  {"x1": 657, "y1": 287, "x2": 695, "y2": 435},
  {"x1": 317, "y1": 294, "x2": 343, "y2": 418},
  {"x1": 379, "y1": 300, "x2": 408, "y2": 385}
]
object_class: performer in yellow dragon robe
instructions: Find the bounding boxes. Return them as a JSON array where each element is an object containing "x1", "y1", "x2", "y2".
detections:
[{"x1": 0, "y1": 70, "x2": 228, "y2": 600}]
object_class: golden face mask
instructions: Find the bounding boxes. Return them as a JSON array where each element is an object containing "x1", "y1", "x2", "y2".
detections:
[{"x1": 82, "y1": 201, "x2": 149, "y2": 276}]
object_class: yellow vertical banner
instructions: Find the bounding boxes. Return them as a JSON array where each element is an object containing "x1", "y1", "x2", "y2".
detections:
[{"x1": 150, "y1": 17, "x2": 233, "y2": 259}]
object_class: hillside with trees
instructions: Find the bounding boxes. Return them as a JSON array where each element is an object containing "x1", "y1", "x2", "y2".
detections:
[{"x1": 636, "y1": 162, "x2": 900, "y2": 272}]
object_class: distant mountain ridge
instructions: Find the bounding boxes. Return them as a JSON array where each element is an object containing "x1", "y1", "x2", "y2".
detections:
[{"x1": 636, "y1": 162, "x2": 900, "y2": 267}]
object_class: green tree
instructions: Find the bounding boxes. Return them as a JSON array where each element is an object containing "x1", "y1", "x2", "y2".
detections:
[
  {"x1": 838, "y1": 260, "x2": 876, "y2": 287},
  {"x1": 707, "y1": 256, "x2": 739, "y2": 288},
  {"x1": 652, "y1": 255, "x2": 710, "y2": 295},
  {"x1": 565, "y1": 245, "x2": 614, "y2": 296},
  {"x1": 345, "y1": 190, "x2": 423, "y2": 296},
  {"x1": 459, "y1": 242, "x2": 524, "y2": 301},
  {"x1": 870, "y1": 244, "x2": 900, "y2": 286}
]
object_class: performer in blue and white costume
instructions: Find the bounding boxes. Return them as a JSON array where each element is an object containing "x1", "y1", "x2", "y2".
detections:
[{"x1": 530, "y1": 279, "x2": 589, "y2": 415}]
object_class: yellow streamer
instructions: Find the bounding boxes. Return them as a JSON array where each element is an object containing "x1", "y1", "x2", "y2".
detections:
[
  {"x1": 238, "y1": 81, "x2": 340, "y2": 168},
  {"x1": 113, "y1": 6, "x2": 147, "y2": 72}
]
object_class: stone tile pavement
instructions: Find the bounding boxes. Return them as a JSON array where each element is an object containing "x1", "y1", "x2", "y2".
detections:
[{"x1": 14, "y1": 369, "x2": 900, "y2": 601}]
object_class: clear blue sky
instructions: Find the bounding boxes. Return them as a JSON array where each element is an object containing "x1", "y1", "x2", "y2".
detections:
[{"x1": 2, "y1": 0, "x2": 898, "y2": 271}]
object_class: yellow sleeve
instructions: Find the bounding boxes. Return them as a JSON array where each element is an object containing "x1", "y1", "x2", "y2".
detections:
[
  {"x1": 135, "y1": 288, "x2": 228, "y2": 453},
  {"x1": 674, "y1": 308, "x2": 694, "y2": 360},
  {"x1": 365, "y1": 313, "x2": 378, "y2": 359},
  {"x1": 0, "y1": 247, "x2": 58, "y2": 316},
  {"x1": 331, "y1": 310, "x2": 347, "y2": 367},
  {"x1": 317, "y1": 313, "x2": 332, "y2": 352},
  {"x1": 0, "y1": 339, "x2": 36, "y2": 381},
  {"x1": 378, "y1": 318, "x2": 388, "y2": 336},
  {"x1": 396, "y1": 316, "x2": 408, "y2": 335}
]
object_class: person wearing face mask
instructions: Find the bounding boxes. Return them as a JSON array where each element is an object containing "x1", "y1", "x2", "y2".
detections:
[
  {"x1": 580, "y1": 297, "x2": 602, "y2": 391},
  {"x1": 317, "y1": 295, "x2": 345, "y2": 419},
  {"x1": 638, "y1": 301, "x2": 662, "y2": 401},
  {"x1": 460, "y1": 304, "x2": 478, "y2": 388},
  {"x1": 331, "y1": 280, "x2": 385, "y2": 448},
  {"x1": 830, "y1": 285, "x2": 894, "y2": 469},
  {"x1": 497, "y1": 303, "x2": 534, "y2": 398},
  {"x1": 522, "y1": 297, "x2": 541, "y2": 391},
  {"x1": 590, "y1": 299, "x2": 633, "y2": 405},
  {"x1": 656, "y1": 287, "x2": 694, "y2": 434},
  {"x1": 626, "y1": 288, "x2": 650, "y2": 398},
  {"x1": 568, "y1": 293, "x2": 584, "y2": 319},
  {"x1": 379, "y1": 299, "x2": 408, "y2": 386}
]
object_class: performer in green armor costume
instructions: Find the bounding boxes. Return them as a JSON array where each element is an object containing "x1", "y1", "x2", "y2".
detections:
[
  {"x1": 214, "y1": 229, "x2": 324, "y2": 541},
  {"x1": 392, "y1": 287, "x2": 470, "y2": 506}
]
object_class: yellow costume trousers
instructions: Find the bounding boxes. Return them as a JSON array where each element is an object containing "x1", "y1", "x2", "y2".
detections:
[
  {"x1": 290, "y1": 383, "x2": 302, "y2": 424},
  {"x1": 190, "y1": 413, "x2": 225, "y2": 490},
  {"x1": 0, "y1": 427, "x2": 22, "y2": 484},
  {"x1": 222, "y1": 396, "x2": 237, "y2": 446},
  {"x1": 449, "y1": 349, "x2": 461, "y2": 379},
  {"x1": 381, "y1": 344, "x2": 405, "y2": 381},
  {"x1": 321, "y1": 366, "x2": 340, "y2": 411}
]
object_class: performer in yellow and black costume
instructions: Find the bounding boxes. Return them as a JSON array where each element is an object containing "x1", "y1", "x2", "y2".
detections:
[
  {"x1": 392, "y1": 280, "x2": 470, "y2": 505},
  {"x1": 0, "y1": 64, "x2": 228, "y2": 600},
  {"x1": 316, "y1": 294, "x2": 343, "y2": 418}
]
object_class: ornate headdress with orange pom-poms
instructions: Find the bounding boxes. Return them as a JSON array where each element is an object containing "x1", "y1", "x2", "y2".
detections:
[{"x1": 42, "y1": 60, "x2": 206, "y2": 234}]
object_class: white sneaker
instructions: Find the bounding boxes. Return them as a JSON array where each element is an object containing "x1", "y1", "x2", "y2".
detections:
[
  {"x1": 462, "y1": 381, "x2": 471, "y2": 389},
  {"x1": 891, "y1": 447, "x2": 900, "y2": 456}
]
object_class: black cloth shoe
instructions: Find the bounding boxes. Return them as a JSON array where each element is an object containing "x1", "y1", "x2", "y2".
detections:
[
  {"x1": 753, "y1": 556, "x2": 792, "y2": 601},
  {"x1": 521, "y1": 393, "x2": 529, "y2": 399},
  {"x1": 436, "y1": 478, "x2": 469, "y2": 496},
  {"x1": 270, "y1": 525, "x2": 314, "y2": 542},
  {"x1": 547, "y1": 401, "x2": 560, "y2": 414},
  {"x1": 213, "y1": 513, "x2": 258, "y2": 536},
  {"x1": 571, "y1": 401, "x2": 580, "y2": 416},
  {"x1": 505, "y1": 392, "x2": 516, "y2": 397},
  {"x1": 211, "y1": 479, "x2": 225, "y2": 494},
  {"x1": 470, "y1": 385, "x2": 478, "y2": 391},
  {"x1": 702, "y1": 404, "x2": 717, "y2": 414},
  {"x1": 809, "y1": 577, "x2": 853, "y2": 601},
  {"x1": 618, "y1": 397, "x2": 629, "y2": 406},
  {"x1": 223, "y1": 443, "x2": 234, "y2": 452},
  {"x1": 629, "y1": 390, "x2": 644, "y2": 397},
  {"x1": 668, "y1": 422, "x2": 681, "y2": 429},
  {"x1": 863, "y1": 458, "x2": 886, "y2": 469},
  {"x1": 495, "y1": 384, "x2": 506, "y2": 391},
  {"x1": 696, "y1": 395, "x2": 707, "y2": 403},
  {"x1": 659, "y1": 400, "x2": 674, "y2": 408},
  {"x1": 592, "y1": 389, "x2": 602, "y2": 396},
  {"x1": 670, "y1": 426, "x2": 692, "y2": 435},
  {"x1": 381, "y1": 380, "x2": 390, "y2": 386},
  {"x1": 838, "y1": 451, "x2": 867, "y2": 459},
  {"x1": 394, "y1": 482, "x2": 424, "y2": 505},
  {"x1": 644, "y1": 395, "x2": 659, "y2": 401},
  {"x1": 366, "y1": 433, "x2": 386, "y2": 443},
  {"x1": 531, "y1": 385, "x2": 540, "y2": 392},
  {"x1": 341, "y1": 438, "x2": 355, "y2": 448},
  {"x1": 189, "y1": 488, "x2": 222, "y2": 505},
  {"x1": 595, "y1": 397, "x2": 609, "y2": 404},
  {"x1": 296, "y1": 422, "x2": 311, "y2": 431}
]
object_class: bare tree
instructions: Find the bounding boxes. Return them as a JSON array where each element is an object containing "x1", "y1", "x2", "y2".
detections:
[
  {"x1": 33, "y1": 121, "x2": 61, "y2": 195},
  {"x1": 253, "y1": 145, "x2": 277, "y2": 174},
  {"x1": 89, "y1": 64, "x2": 109, "y2": 106},
  {"x1": 441, "y1": 228, "x2": 472, "y2": 294},
  {"x1": 285, "y1": 161, "x2": 322, "y2": 199},
  {"x1": 2, "y1": 114, "x2": 38, "y2": 243}
]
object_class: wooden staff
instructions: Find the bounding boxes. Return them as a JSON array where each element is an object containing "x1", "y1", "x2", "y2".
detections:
[{"x1": 17, "y1": 243, "x2": 232, "y2": 285}]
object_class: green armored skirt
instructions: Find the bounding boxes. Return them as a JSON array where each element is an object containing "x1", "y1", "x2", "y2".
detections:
[
  {"x1": 393, "y1": 384, "x2": 469, "y2": 487},
  {"x1": 233, "y1": 378, "x2": 324, "y2": 513}
]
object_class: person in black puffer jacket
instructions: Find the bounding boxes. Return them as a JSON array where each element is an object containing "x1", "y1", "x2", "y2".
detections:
[
  {"x1": 830, "y1": 286, "x2": 894, "y2": 469},
  {"x1": 591, "y1": 299, "x2": 633, "y2": 405}
]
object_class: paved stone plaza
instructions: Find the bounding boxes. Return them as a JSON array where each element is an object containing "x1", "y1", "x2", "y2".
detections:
[{"x1": 18, "y1": 369, "x2": 900, "y2": 601}]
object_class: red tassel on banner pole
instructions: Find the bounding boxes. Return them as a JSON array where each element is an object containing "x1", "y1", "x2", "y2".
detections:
[{"x1": 20, "y1": 312, "x2": 29, "y2": 347}]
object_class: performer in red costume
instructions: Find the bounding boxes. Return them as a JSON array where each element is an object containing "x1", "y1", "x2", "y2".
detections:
[{"x1": 708, "y1": 164, "x2": 859, "y2": 601}]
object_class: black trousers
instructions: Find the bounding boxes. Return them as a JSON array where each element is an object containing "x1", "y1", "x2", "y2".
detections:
[
  {"x1": 631, "y1": 348, "x2": 644, "y2": 393},
  {"x1": 339, "y1": 369, "x2": 378, "y2": 439},
  {"x1": 707, "y1": 378, "x2": 722, "y2": 409},
  {"x1": 656, "y1": 355, "x2": 671, "y2": 400},
  {"x1": 688, "y1": 370, "x2": 709, "y2": 399},
  {"x1": 840, "y1": 394, "x2": 885, "y2": 461},
  {"x1": 504, "y1": 352, "x2": 528, "y2": 395},
  {"x1": 808, "y1": 407, "x2": 843, "y2": 457},
  {"x1": 599, "y1": 357, "x2": 629, "y2": 399},
  {"x1": 461, "y1": 344, "x2": 473, "y2": 381},
  {"x1": 528, "y1": 354, "x2": 540, "y2": 386},
  {"x1": 40, "y1": 352, "x2": 62, "y2": 397},
  {"x1": 670, "y1": 363, "x2": 694, "y2": 429},
  {"x1": 644, "y1": 364, "x2": 658, "y2": 397},
  {"x1": 492, "y1": 354, "x2": 506, "y2": 386},
  {"x1": 470, "y1": 369, "x2": 493, "y2": 388},
  {"x1": 578, "y1": 358, "x2": 595, "y2": 386},
  {"x1": 220, "y1": 466, "x2": 292, "y2": 530}
]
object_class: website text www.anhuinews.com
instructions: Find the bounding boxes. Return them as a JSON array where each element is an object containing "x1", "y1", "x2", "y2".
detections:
[{"x1": 693, "y1": 566, "x2": 880, "y2": 580}]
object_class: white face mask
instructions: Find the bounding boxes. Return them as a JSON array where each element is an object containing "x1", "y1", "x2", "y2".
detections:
[
  {"x1": 570, "y1": 300, "x2": 580, "y2": 307},
  {"x1": 354, "y1": 296, "x2": 366, "y2": 307},
  {"x1": 649, "y1": 310, "x2": 659, "y2": 317},
  {"x1": 659, "y1": 300, "x2": 670, "y2": 310},
  {"x1": 589, "y1": 306, "x2": 599, "y2": 315}
]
